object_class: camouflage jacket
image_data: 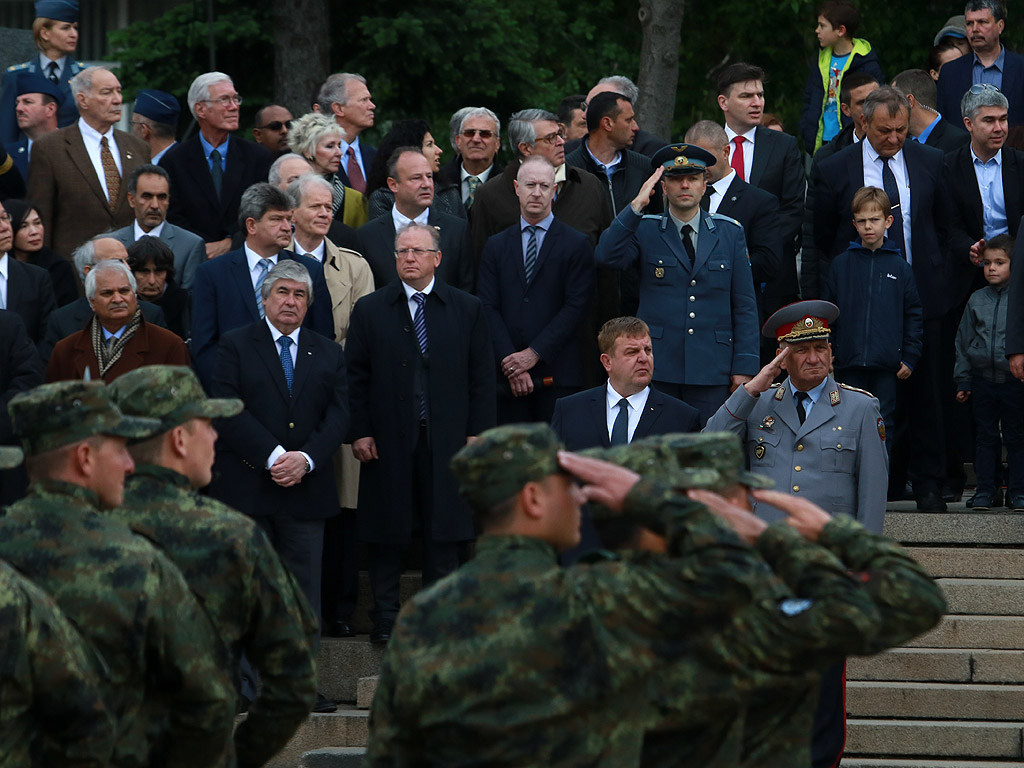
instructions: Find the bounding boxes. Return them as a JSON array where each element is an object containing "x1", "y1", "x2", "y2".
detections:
[
  {"x1": 113, "y1": 464, "x2": 318, "y2": 768},
  {"x1": 0, "y1": 559, "x2": 114, "y2": 768},
  {"x1": 366, "y1": 479, "x2": 765, "y2": 768},
  {"x1": 0, "y1": 480, "x2": 235, "y2": 768}
]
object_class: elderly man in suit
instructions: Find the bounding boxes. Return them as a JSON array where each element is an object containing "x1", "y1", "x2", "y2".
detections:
[
  {"x1": 46, "y1": 258, "x2": 189, "y2": 382},
  {"x1": 317, "y1": 73, "x2": 376, "y2": 194},
  {"x1": 477, "y1": 156, "x2": 594, "y2": 423},
  {"x1": 596, "y1": 144, "x2": 760, "y2": 426},
  {"x1": 190, "y1": 182, "x2": 334, "y2": 389},
  {"x1": 346, "y1": 222, "x2": 495, "y2": 644},
  {"x1": 110, "y1": 164, "x2": 204, "y2": 291},
  {"x1": 357, "y1": 148, "x2": 474, "y2": 292},
  {"x1": 0, "y1": 198, "x2": 56, "y2": 345},
  {"x1": 27, "y1": 66, "x2": 149, "y2": 260},
  {"x1": 436, "y1": 107, "x2": 503, "y2": 212},
  {"x1": 3, "y1": 72, "x2": 61, "y2": 181},
  {"x1": 159, "y1": 72, "x2": 273, "y2": 260}
]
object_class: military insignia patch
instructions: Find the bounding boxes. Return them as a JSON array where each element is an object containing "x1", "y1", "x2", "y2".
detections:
[
  {"x1": 774, "y1": 387, "x2": 785, "y2": 401},
  {"x1": 760, "y1": 415, "x2": 775, "y2": 429},
  {"x1": 755, "y1": 444, "x2": 766, "y2": 460},
  {"x1": 829, "y1": 389, "x2": 841, "y2": 406},
  {"x1": 655, "y1": 267, "x2": 664, "y2": 278},
  {"x1": 877, "y1": 417, "x2": 886, "y2": 442},
  {"x1": 779, "y1": 598, "x2": 814, "y2": 616}
]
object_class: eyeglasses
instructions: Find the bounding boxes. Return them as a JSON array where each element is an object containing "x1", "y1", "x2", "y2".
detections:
[
  {"x1": 395, "y1": 248, "x2": 439, "y2": 257},
  {"x1": 203, "y1": 95, "x2": 242, "y2": 107},
  {"x1": 968, "y1": 83, "x2": 1001, "y2": 95},
  {"x1": 257, "y1": 119, "x2": 291, "y2": 131},
  {"x1": 535, "y1": 129, "x2": 566, "y2": 145},
  {"x1": 461, "y1": 128, "x2": 495, "y2": 139}
]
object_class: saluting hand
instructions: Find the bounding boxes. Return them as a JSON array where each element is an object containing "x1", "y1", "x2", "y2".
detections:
[
  {"x1": 744, "y1": 347, "x2": 790, "y2": 396},
  {"x1": 558, "y1": 451, "x2": 639, "y2": 512},
  {"x1": 630, "y1": 166, "x2": 665, "y2": 214},
  {"x1": 751, "y1": 489, "x2": 832, "y2": 542},
  {"x1": 686, "y1": 489, "x2": 767, "y2": 545}
]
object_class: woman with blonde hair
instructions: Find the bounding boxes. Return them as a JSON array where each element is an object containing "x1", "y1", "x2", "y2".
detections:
[{"x1": 288, "y1": 112, "x2": 368, "y2": 229}]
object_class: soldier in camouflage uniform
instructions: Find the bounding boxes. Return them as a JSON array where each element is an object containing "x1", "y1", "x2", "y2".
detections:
[
  {"x1": 367, "y1": 422, "x2": 777, "y2": 768},
  {"x1": 0, "y1": 444, "x2": 115, "y2": 768},
  {"x1": 0, "y1": 381, "x2": 235, "y2": 768},
  {"x1": 588, "y1": 431, "x2": 946, "y2": 768},
  {"x1": 108, "y1": 366, "x2": 318, "y2": 768}
]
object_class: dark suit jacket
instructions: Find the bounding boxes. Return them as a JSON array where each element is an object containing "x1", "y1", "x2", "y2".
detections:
[
  {"x1": 346, "y1": 279, "x2": 495, "y2": 543},
  {"x1": 711, "y1": 175, "x2": 782, "y2": 297},
  {"x1": 356, "y1": 208, "x2": 474, "y2": 292},
  {"x1": 189, "y1": 247, "x2": 335, "y2": 389},
  {"x1": 40, "y1": 296, "x2": 166, "y2": 362},
  {"x1": 944, "y1": 145, "x2": 1024, "y2": 306},
  {"x1": 0, "y1": 56, "x2": 85, "y2": 144},
  {"x1": 937, "y1": 49, "x2": 1024, "y2": 126},
  {"x1": 28, "y1": 124, "x2": 150, "y2": 259},
  {"x1": 477, "y1": 218, "x2": 594, "y2": 391},
  {"x1": 1006, "y1": 217, "x2": 1024, "y2": 356},
  {"x1": 6, "y1": 256, "x2": 55, "y2": 344},
  {"x1": 46, "y1": 317, "x2": 190, "y2": 383},
  {"x1": 436, "y1": 156, "x2": 505, "y2": 210},
  {"x1": 802, "y1": 128, "x2": 857, "y2": 297},
  {"x1": 334, "y1": 140, "x2": 376, "y2": 189},
  {"x1": 0, "y1": 310, "x2": 42, "y2": 444},
  {"x1": 922, "y1": 116, "x2": 970, "y2": 153},
  {"x1": 209, "y1": 320, "x2": 348, "y2": 520},
  {"x1": 159, "y1": 135, "x2": 273, "y2": 243},
  {"x1": 4, "y1": 138, "x2": 28, "y2": 181},
  {"x1": 813, "y1": 139, "x2": 951, "y2": 319},
  {"x1": 551, "y1": 384, "x2": 700, "y2": 450},
  {"x1": 111, "y1": 221, "x2": 206, "y2": 292}
]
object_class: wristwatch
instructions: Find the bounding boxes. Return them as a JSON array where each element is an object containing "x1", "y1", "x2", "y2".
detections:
[{"x1": 303, "y1": 458, "x2": 311, "y2": 474}]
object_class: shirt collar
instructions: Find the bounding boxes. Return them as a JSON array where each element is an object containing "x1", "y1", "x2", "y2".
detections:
[
  {"x1": 583, "y1": 139, "x2": 621, "y2": 171},
  {"x1": 199, "y1": 132, "x2": 229, "y2": 158},
  {"x1": 101, "y1": 324, "x2": 127, "y2": 341},
  {"x1": 606, "y1": 381, "x2": 650, "y2": 411},
  {"x1": 520, "y1": 211, "x2": 554, "y2": 232},
  {"x1": 863, "y1": 139, "x2": 903, "y2": 168},
  {"x1": 244, "y1": 243, "x2": 278, "y2": 271},
  {"x1": 39, "y1": 54, "x2": 65, "y2": 73},
  {"x1": 340, "y1": 135, "x2": 360, "y2": 156},
  {"x1": 392, "y1": 204, "x2": 430, "y2": 230},
  {"x1": 724, "y1": 123, "x2": 757, "y2": 145},
  {"x1": 788, "y1": 375, "x2": 830, "y2": 404},
  {"x1": 916, "y1": 113, "x2": 941, "y2": 144},
  {"x1": 975, "y1": 45, "x2": 1006, "y2": 71},
  {"x1": 294, "y1": 238, "x2": 326, "y2": 262},
  {"x1": 265, "y1": 316, "x2": 300, "y2": 346},
  {"x1": 134, "y1": 219, "x2": 165, "y2": 240},
  {"x1": 971, "y1": 146, "x2": 1002, "y2": 166},
  {"x1": 712, "y1": 169, "x2": 736, "y2": 195},
  {"x1": 78, "y1": 116, "x2": 114, "y2": 144},
  {"x1": 461, "y1": 163, "x2": 494, "y2": 182},
  {"x1": 402, "y1": 276, "x2": 436, "y2": 300}
]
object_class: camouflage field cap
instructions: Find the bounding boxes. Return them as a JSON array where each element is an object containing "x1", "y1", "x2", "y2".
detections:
[
  {"x1": 9, "y1": 381, "x2": 162, "y2": 456},
  {"x1": 581, "y1": 442, "x2": 722, "y2": 489},
  {"x1": 0, "y1": 446, "x2": 23, "y2": 469},
  {"x1": 451, "y1": 423, "x2": 564, "y2": 510},
  {"x1": 647, "y1": 432, "x2": 774, "y2": 491},
  {"x1": 109, "y1": 366, "x2": 243, "y2": 433}
]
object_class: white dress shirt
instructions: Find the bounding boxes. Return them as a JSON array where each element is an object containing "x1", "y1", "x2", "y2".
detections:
[
  {"x1": 402, "y1": 275, "x2": 435, "y2": 319},
  {"x1": 244, "y1": 245, "x2": 278, "y2": 289},
  {"x1": 725, "y1": 124, "x2": 757, "y2": 182},
  {"x1": 862, "y1": 140, "x2": 912, "y2": 262},
  {"x1": 133, "y1": 220, "x2": 165, "y2": 240},
  {"x1": 263, "y1": 318, "x2": 314, "y2": 471},
  {"x1": 392, "y1": 204, "x2": 430, "y2": 233},
  {"x1": 0, "y1": 253, "x2": 8, "y2": 310},
  {"x1": 77, "y1": 117, "x2": 123, "y2": 200},
  {"x1": 293, "y1": 239, "x2": 326, "y2": 263},
  {"x1": 461, "y1": 163, "x2": 494, "y2": 203},
  {"x1": 707, "y1": 169, "x2": 737, "y2": 214},
  {"x1": 606, "y1": 383, "x2": 651, "y2": 444}
]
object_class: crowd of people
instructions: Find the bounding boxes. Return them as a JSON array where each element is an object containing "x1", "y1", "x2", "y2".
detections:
[{"x1": 0, "y1": 0, "x2": 1020, "y2": 764}]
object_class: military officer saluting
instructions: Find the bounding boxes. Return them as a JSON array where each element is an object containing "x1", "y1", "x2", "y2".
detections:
[{"x1": 596, "y1": 143, "x2": 760, "y2": 425}]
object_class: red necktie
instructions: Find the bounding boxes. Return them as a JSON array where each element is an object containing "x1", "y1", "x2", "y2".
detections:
[
  {"x1": 346, "y1": 147, "x2": 366, "y2": 194},
  {"x1": 730, "y1": 136, "x2": 746, "y2": 181}
]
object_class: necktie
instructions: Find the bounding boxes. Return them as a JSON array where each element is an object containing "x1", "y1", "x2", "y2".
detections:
[
  {"x1": 524, "y1": 225, "x2": 538, "y2": 283},
  {"x1": 466, "y1": 176, "x2": 481, "y2": 209},
  {"x1": 255, "y1": 258, "x2": 272, "y2": 317},
  {"x1": 46, "y1": 61, "x2": 58, "y2": 85},
  {"x1": 412, "y1": 292, "x2": 428, "y2": 420},
  {"x1": 610, "y1": 397, "x2": 630, "y2": 445},
  {"x1": 100, "y1": 136, "x2": 120, "y2": 205},
  {"x1": 795, "y1": 391, "x2": 810, "y2": 425},
  {"x1": 881, "y1": 157, "x2": 906, "y2": 259},
  {"x1": 209, "y1": 149, "x2": 223, "y2": 200},
  {"x1": 278, "y1": 336, "x2": 294, "y2": 394},
  {"x1": 700, "y1": 189, "x2": 712, "y2": 212},
  {"x1": 681, "y1": 224, "x2": 696, "y2": 266},
  {"x1": 346, "y1": 147, "x2": 366, "y2": 194},
  {"x1": 730, "y1": 136, "x2": 746, "y2": 180}
]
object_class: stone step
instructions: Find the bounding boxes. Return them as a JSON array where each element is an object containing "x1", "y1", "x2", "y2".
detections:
[
  {"x1": 298, "y1": 747, "x2": 366, "y2": 768},
  {"x1": 317, "y1": 637, "x2": 384, "y2": 703},
  {"x1": 904, "y1": 615, "x2": 1024, "y2": 650},
  {"x1": 848, "y1": 648, "x2": 1024, "y2": 683},
  {"x1": 263, "y1": 707, "x2": 368, "y2": 768},
  {"x1": 883, "y1": 511, "x2": 1024, "y2": 545},
  {"x1": 847, "y1": 681, "x2": 1024, "y2": 721},
  {"x1": 356, "y1": 676, "x2": 378, "y2": 709},
  {"x1": 842, "y1": 760, "x2": 1024, "y2": 768},
  {"x1": 906, "y1": 547, "x2": 1024, "y2": 579},
  {"x1": 349, "y1": 572, "x2": 422, "y2": 636},
  {"x1": 845, "y1": 719, "x2": 1024, "y2": 759},
  {"x1": 939, "y1": 578, "x2": 1024, "y2": 615}
]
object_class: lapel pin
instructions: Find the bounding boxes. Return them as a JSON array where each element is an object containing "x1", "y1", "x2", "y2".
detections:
[
  {"x1": 760, "y1": 415, "x2": 774, "y2": 429},
  {"x1": 755, "y1": 444, "x2": 766, "y2": 460},
  {"x1": 829, "y1": 390, "x2": 840, "y2": 406},
  {"x1": 774, "y1": 387, "x2": 785, "y2": 401}
]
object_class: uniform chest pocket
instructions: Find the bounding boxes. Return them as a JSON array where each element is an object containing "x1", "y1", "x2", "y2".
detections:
[
  {"x1": 707, "y1": 259, "x2": 732, "y2": 286},
  {"x1": 646, "y1": 254, "x2": 678, "y2": 286},
  {"x1": 821, "y1": 432, "x2": 858, "y2": 473},
  {"x1": 748, "y1": 430, "x2": 782, "y2": 469}
]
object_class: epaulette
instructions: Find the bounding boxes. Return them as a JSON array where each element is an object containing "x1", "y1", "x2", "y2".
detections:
[
  {"x1": 578, "y1": 549, "x2": 621, "y2": 564},
  {"x1": 839, "y1": 382, "x2": 875, "y2": 398},
  {"x1": 6, "y1": 63, "x2": 28, "y2": 73},
  {"x1": 710, "y1": 212, "x2": 743, "y2": 228},
  {"x1": 641, "y1": 214, "x2": 663, "y2": 221}
]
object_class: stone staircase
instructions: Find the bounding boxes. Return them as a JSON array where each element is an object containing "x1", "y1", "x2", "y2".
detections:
[{"x1": 263, "y1": 500, "x2": 1024, "y2": 767}]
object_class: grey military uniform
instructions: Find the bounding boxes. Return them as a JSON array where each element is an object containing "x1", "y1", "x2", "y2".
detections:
[{"x1": 704, "y1": 374, "x2": 888, "y2": 532}]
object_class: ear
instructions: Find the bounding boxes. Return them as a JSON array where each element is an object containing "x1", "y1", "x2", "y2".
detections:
[
  {"x1": 330, "y1": 102, "x2": 345, "y2": 119},
  {"x1": 601, "y1": 114, "x2": 614, "y2": 131},
  {"x1": 600, "y1": 352, "x2": 613, "y2": 374},
  {"x1": 840, "y1": 101, "x2": 852, "y2": 118},
  {"x1": 245, "y1": 217, "x2": 258, "y2": 236},
  {"x1": 169, "y1": 425, "x2": 189, "y2": 460},
  {"x1": 717, "y1": 93, "x2": 729, "y2": 112},
  {"x1": 836, "y1": 24, "x2": 848, "y2": 38},
  {"x1": 433, "y1": 249, "x2": 442, "y2": 268},
  {"x1": 518, "y1": 141, "x2": 532, "y2": 158},
  {"x1": 387, "y1": 176, "x2": 399, "y2": 194},
  {"x1": 963, "y1": 115, "x2": 973, "y2": 133},
  {"x1": 519, "y1": 481, "x2": 545, "y2": 520},
  {"x1": 858, "y1": 113, "x2": 868, "y2": 133}
]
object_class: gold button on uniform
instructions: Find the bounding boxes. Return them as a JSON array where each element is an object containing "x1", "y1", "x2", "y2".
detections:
[
  {"x1": 289, "y1": 422, "x2": 295, "y2": 428},
  {"x1": 795, "y1": 466, "x2": 801, "y2": 471},
  {"x1": 836, "y1": 443, "x2": 842, "y2": 448},
  {"x1": 796, "y1": 444, "x2": 804, "y2": 451},
  {"x1": 793, "y1": 485, "x2": 800, "y2": 492}
]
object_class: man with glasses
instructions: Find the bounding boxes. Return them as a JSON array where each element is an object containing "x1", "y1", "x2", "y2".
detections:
[
  {"x1": 252, "y1": 104, "x2": 294, "y2": 157},
  {"x1": 346, "y1": 221, "x2": 494, "y2": 645},
  {"x1": 437, "y1": 107, "x2": 503, "y2": 213},
  {"x1": 160, "y1": 72, "x2": 273, "y2": 259},
  {"x1": 130, "y1": 89, "x2": 180, "y2": 164}
]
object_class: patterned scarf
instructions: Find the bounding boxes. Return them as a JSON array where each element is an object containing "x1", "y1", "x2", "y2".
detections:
[
  {"x1": 91, "y1": 307, "x2": 143, "y2": 378},
  {"x1": 328, "y1": 173, "x2": 346, "y2": 217}
]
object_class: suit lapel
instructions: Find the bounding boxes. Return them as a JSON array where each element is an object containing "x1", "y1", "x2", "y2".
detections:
[
  {"x1": 113, "y1": 130, "x2": 138, "y2": 209},
  {"x1": 230, "y1": 251, "x2": 261, "y2": 322},
  {"x1": 796, "y1": 379, "x2": 837, "y2": 440},
  {"x1": 291, "y1": 330, "x2": 314, "y2": 400},
  {"x1": 632, "y1": 389, "x2": 663, "y2": 441},
  {"x1": 1003, "y1": 152, "x2": 1021, "y2": 229},
  {"x1": 749, "y1": 127, "x2": 770, "y2": 186},
  {"x1": 657, "y1": 217, "x2": 691, "y2": 270},
  {"x1": 65, "y1": 125, "x2": 109, "y2": 211},
  {"x1": 182, "y1": 139, "x2": 218, "y2": 209},
  {"x1": 253, "y1": 323, "x2": 292, "y2": 402},
  {"x1": 6, "y1": 260, "x2": 26, "y2": 316},
  {"x1": 773, "y1": 382, "x2": 802, "y2": 436},
  {"x1": 220, "y1": 137, "x2": 245, "y2": 214},
  {"x1": 531, "y1": 220, "x2": 559, "y2": 284},
  {"x1": 959, "y1": 147, "x2": 984, "y2": 235}
]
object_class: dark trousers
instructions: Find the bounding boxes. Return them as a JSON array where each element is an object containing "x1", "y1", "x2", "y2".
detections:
[
  {"x1": 653, "y1": 381, "x2": 729, "y2": 428},
  {"x1": 497, "y1": 384, "x2": 576, "y2": 425},
  {"x1": 971, "y1": 376, "x2": 1024, "y2": 497},
  {"x1": 321, "y1": 508, "x2": 359, "y2": 625},
  {"x1": 811, "y1": 661, "x2": 847, "y2": 768},
  {"x1": 836, "y1": 367, "x2": 897, "y2": 462},
  {"x1": 367, "y1": 425, "x2": 460, "y2": 624}
]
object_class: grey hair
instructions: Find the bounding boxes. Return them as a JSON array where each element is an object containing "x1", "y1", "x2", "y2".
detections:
[
  {"x1": 961, "y1": 84, "x2": 1009, "y2": 121},
  {"x1": 238, "y1": 183, "x2": 292, "y2": 231},
  {"x1": 69, "y1": 67, "x2": 114, "y2": 99},
  {"x1": 507, "y1": 109, "x2": 559, "y2": 158},
  {"x1": 187, "y1": 72, "x2": 233, "y2": 118},
  {"x1": 455, "y1": 107, "x2": 501, "y2": 150},
  {"x1": 72, "y1": 234, "x2": 120, "y2": 281},
  {"x1": 861, "y1": 86, "x2": 911, "y2": 124},
  {"x1": 317, "y1": 73, "x2": 367, "y2": 113},
  {"x1": 260, "y1": 260, "x2": 314, "y2": 306},
  {"x1": 683, "y1": 119, "x2": 728, "y2": 147},
  {"x1": 447, "y1": 107, "x2": 474, "y2": 151},
  {"x1": 596, "y1": 75, "x2": 640, "y2": 103},
  {"x1": 286, "y1": 112, "x2": 345, "y2": 159},
  {"x1": 287, "y1": 173, "x2": 334, "y2": 208},
  {"x1": 268, "y1": 153, "x2": 311, "y2": 186},
  {"x1": 85, "y1": 259, "x2": 136, "y2": 301},
  {"x1": 395, "y1": 222, "x2": 440, "y2": 251},
  {"x1": 964, "y1": 0, "x2": 1006, "y2": 23}
]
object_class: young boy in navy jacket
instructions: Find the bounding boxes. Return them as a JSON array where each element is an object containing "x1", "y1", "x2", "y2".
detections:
[{"x1": 823, "y1": 186, "x2": 923, "y2": 457}]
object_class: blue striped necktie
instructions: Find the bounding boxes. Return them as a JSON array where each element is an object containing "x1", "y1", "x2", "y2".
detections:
[
  {"x1": 255, "y1": 258, "x2": 272, "y2": 317},
  {"x1": 524, "y1": 225, "x2": 538, "y2": 283},
  {"x1": 412, "y1": 292, "x2": 428, "y2": 420},
  {"x1": 279, "y1": 336, "x2": 294, "y2": 394}
]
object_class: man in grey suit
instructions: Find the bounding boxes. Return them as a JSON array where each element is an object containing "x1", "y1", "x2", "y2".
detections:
[{"x1": 110, "y1": 165, "x2": 204, "y2": 291}]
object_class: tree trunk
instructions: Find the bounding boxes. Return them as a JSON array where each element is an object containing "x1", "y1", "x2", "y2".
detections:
[
  {"x1": 273, "y1": 0, "x2": 330, "y2": 116},
  {"x1": 636, "y1": 0, "x2": 684, "y2": 142}
]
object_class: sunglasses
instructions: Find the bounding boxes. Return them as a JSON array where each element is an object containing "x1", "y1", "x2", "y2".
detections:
[
  {"x1": 461, "y1": 128, "x2": 495, "y2": 139},
  {"x1": 257, "y1": 120, "x2": 292, "y2": 131},
  {"x1": 968, "y1": 83, "x2": 1001, "y2": 95}
]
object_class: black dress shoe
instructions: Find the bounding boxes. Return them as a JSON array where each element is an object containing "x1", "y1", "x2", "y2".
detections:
[
  {"x1": 326, "y1": 620, "x2": 356, "y2": 638},
  {"x1": 915, "y1": 491, "x2": 946, "y2": 513},
  {"x1": 967, "y1": 490, "x2": 1002, "y2": 511},
  {"x1": 1008, "y1": 494, "x2": 1024, "y2": 512},
  {"x1": 370, "y1": 620, "x2": 394, "y2": 646},
  {"x1": 941, "y1": 484, "x2": 965, "y2": 503},
  {"x1": 312, "y1": 692, "x2": 338, "y2": 713}
]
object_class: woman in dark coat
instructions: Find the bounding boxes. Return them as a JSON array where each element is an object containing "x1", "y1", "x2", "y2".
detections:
[{"x1": 7, "y1": 198, "x2": 77, "y2": 306}]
